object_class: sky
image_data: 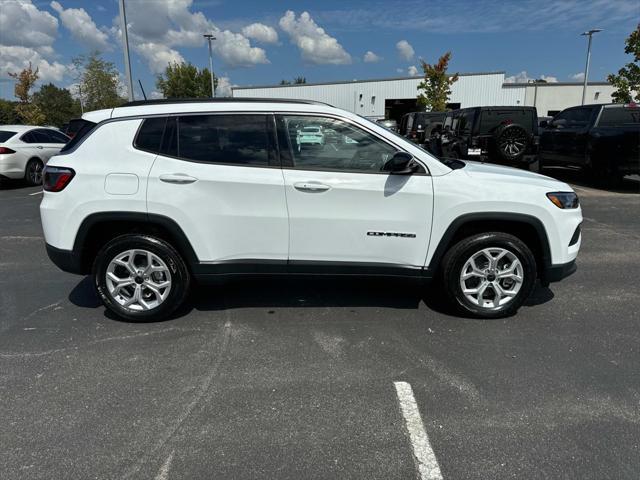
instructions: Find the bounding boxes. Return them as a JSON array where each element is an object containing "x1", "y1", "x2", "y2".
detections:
[{"x1": 0, "y1": 0, "x2": 638, "y2": 100}]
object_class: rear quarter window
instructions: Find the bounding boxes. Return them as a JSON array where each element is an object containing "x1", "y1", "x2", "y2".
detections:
[
  {"x1": 59, "y1": 120, "x2": 97, "y2": 153},
  {"x1": 134, "y1": 117, "x2": 167, "y2": 154},
  {"x1": 0, "y1": 131, "x2": 16, "y2": 142},
  {"x1": 598, "y1": 107, "x2": 640, "y2": 126}
]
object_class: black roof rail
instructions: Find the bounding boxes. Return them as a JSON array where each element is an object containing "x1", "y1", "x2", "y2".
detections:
[{"x1": 120, "y1": 97, "x2": 333, "y2": 107}]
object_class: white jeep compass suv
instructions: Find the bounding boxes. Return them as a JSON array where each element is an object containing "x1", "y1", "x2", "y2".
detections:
[{"x1": 40, "y1": 99, "x2": 582, "y2": 321}]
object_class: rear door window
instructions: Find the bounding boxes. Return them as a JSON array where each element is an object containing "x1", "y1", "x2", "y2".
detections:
[
  {"x1": 598, "y1": 106, "x2": 640, "y2": 126},
  {"x1": 43, "y1": 130, "x2": 70, "y2": 144},
  {"x1": 165, "y1": 114, "x2": 275, "y2": 166}
]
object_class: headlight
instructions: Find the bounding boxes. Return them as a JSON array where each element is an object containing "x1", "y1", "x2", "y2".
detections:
[{"x1": 546, "y1": 192, "x2": 579, "y2": 209}]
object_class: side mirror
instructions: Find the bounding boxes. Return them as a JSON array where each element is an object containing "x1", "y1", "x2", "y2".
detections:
[
  {"x1": 539, "y1": 120, "x2": 549, "y2": 129},
  {"x1": 382, "y1": 152, "x2": 418, "y2": 174}
]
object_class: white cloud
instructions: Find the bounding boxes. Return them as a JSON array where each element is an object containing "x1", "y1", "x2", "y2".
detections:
[
  {"x1": 50, "y1": 1, "x2": 111, "y2": 51},
  {"x1": 213, "y1": 30, "x2": 269, "y2": 67},
  {"x1": 134, "y1": 43, "x2": 185, "y2": 74},
  {"x1": 0, "y1": 0, "x2": 58, "y2": 51},
  {"x1": 363, "y1": 51, "x2": 381, "y2": 63},
  {"x1": 505, "y1": 71, "x2": 559, "y2": 83},
  {"x1": 396, "y1": 40, "x2": 414, "y2": 61},
  {"x1": 571, "y1": 72, "x2": 585, "y2": 81},
  {"x1": 242, "y1": 23, "x2": 278, "y2": 44},
  {"x1": 215, "y1": 76, "x2": 236, "y2": 97},
  {"x1": 119, "y1": 0, "x2": 268, "y2": 71},
  {"x1": 279, "y1": 10, "x2": 351, "y2": 65},
  {"x1": 149, "y1": 90, "x2": 164, "y2": 99},
  {"x1": 0, "y1": 45, "x2": 67, "y2": 83},
  {"x1": 396, "y1": 68, "x2": 404, "y2": 74},
  {"x1": 407, "y1": 65, "x2": 419, "y2": 76}
]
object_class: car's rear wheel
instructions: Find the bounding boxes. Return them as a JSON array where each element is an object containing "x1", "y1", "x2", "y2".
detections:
[
  {"x1": 25, "y1": 158, "x2": 44, "y2": 186},
  {"x1": 93, "y1": 234, "x2": 190, "y2": 322},
  {"x1": 442, "y1": 232, "x2": 537, "y2": 318}
]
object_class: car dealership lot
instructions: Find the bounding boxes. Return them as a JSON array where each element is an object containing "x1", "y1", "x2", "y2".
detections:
[{"x1": 1, "y1": 175, "x2": 639, "y2": 480}]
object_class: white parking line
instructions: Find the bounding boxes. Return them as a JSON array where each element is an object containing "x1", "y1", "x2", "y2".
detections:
[
  {"x1": 394, "y1": 381, "x2": 443, "y2": 480},
  {"x1": 28, "y1": 190, "x2": 43, "y2": 196}
]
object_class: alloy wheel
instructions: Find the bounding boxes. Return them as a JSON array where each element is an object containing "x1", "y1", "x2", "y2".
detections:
[
  {"x1": 105, "y1": 249, "x2": 172, "y2": 311},
  {"x1": 459, "y1": 247, "x2": 524, "y2": 309}
]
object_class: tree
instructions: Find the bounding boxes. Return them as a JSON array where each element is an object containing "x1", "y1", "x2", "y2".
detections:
[
  {"x1": 8, "y1": 63, "x2": 45, "y2": 125},
  {"x1": 280, "y1": 76, "x2": 306, "y2": 85},
  {"x1": 73, "y1": 52, "x2": 126, "y2": 111},
  {"x1": 608, "y1": 24, "x2": 640, "y2": 103},
  {"x1": 0, "y1": 99, "x2": 19, "y2": 124},
  {"x1": 416, "y1": 52, "x2": 459, "y2": 112},
  {"x1": 156, "y1": 62, "x2": 216, "y2": 98},
  {"x1": 33, "y1": 83, "x2": 82, "y2": 127}
]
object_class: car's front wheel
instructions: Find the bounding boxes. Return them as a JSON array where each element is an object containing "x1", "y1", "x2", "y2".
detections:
[
  {"x1": 93, "y1": 234, "x2": 190, "y2": 322},
  {"x1": 442, "y1": 232, "x2": 537, "y2": 318}
]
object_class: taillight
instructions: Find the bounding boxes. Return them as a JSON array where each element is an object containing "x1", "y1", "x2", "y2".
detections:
[
  {"x1": 43, "y1": 166, "x2": 75, "y2": 192},
  {"x1": 0, "y1": 147, "x2": 16, "y2": 154}
]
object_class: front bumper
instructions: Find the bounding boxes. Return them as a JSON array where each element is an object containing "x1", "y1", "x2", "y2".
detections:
[
  {"x1": 46, "y1": 243, "x2": 84, "y2": 275},
  {"x1": 541, "y1": 260, "x2": 577, "y2": 286}
]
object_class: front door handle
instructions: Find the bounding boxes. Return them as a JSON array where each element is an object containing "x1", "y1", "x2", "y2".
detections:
[
  {"x1": 159, "y1": 173, "x2": 198, "y2": 185},
  {"x1": 294, "y1": 182, "x2": 331, "y2": 193},
  {"x1": 36, "y1": 146, "x2": 44, "y2": 149}
]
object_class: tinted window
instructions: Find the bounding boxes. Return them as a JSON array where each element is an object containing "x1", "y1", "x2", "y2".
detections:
[
  {"x1": 279, "y1": 115, "x2": 397, "y2": 173},
  {"x1": 21, "y1": 131, "x2": 39, "y2": 143},
  {"x1": 599, "y1": 106, "x2": 640, "y2": 126},
  {"x1": 567, "y1": 107, "x2": 594, "y2": 127},
  {"x1": 65, "y1": 119, "x2": 86, "y2": 137},
  {"x1": 0, "y1": 131, "x2": 16, "y2": 142},
  {"x1": 458, "y1": 110, "x2": 476, "y2": 135},
  {"x1": 478, "y1": 110, "x2": 535, "y2": 134},
  {"x1": 60, "y1": 120, "x2": 97, "y2": 153},
  {"x1": 33, "y1": 130, "x2": 56, "y2": 143},
  {"x1": 44, "y1": 130, "x2": 70, "y2": 143},
  {"x1": 173, "y1": 114, "x2": 271, "y2": 166},
  {"x1": 135, "y1": 117, "x2": 166, "y2": 153}
]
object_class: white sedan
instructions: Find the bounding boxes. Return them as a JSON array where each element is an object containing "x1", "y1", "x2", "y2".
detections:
[{"x1": 0, "y1": 125, "x2": 69, "y2": 186}]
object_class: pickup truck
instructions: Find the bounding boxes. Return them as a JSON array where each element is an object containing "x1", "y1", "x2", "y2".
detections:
[{"x1": 539, "y1": 103, "x2": 640, "y2": 183}]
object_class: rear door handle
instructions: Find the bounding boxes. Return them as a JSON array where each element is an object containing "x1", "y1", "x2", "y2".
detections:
[
  {"x1": 159, "y1": 173, "x2": 198, "y2": 185},
  {"x1": 293, "y1": 182, "x2": 331, "y2": 192}
]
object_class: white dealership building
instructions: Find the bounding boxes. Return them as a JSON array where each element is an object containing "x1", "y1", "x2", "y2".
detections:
[{"x1": 232, "y1": 72, "x2": 615, "y2": 120}]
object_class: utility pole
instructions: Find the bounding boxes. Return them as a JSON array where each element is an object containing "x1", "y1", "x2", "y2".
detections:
[
  {"x1": 203, "y1": 34, "x2": 216, "y2": 98},
  {"x1": 119, "y1": 0, "x2": 134, "y2": 101},
  {"x1": 580, "y1": 29, "x2": 602, "y2": 105}
]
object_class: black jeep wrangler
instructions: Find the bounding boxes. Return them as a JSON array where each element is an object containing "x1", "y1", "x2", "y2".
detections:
[{"x1": 436, "y1": 106, "x2": 539, "y2": 167}]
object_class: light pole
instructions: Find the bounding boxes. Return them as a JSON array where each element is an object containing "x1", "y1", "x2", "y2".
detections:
[
  {"x1": 580, "y1": 29, "x2": 602, "y2": 105},
  {"x1": 118, "y1": 0, "x2": 134, "y2": 101},
  {"x1": 203, "y1": 34, "x2": 216, "y2": 98}
]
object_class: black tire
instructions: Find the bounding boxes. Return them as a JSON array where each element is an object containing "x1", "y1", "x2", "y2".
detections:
[
  {"x1": 25, "y1": 158, "x2": 44, "y2": 186},
  {"x1": 494, "y1": 124, "x2": 530, "y2": 162},
  {"x1": 92, "y1": 234, "x2": 190, "y2": 322},
  {"x1": 441, "y1": 232, "x2": 537, "y2": 318}
]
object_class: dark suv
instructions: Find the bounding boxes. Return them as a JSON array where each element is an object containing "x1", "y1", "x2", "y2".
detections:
[
  {"x1": 437, "y1": 107, "x2": 539, "y2": 167},
  {"x1": 399, "y1": 112, "x2": 445, "y2": 145}
]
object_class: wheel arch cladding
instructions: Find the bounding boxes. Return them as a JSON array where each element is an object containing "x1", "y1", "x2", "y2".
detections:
[
  {"x1": 428, "y1": 212, "x2": 550, "y2": 276},
  {"x1": 74, "y1": 212, "x2": 199, "y2": 274}
]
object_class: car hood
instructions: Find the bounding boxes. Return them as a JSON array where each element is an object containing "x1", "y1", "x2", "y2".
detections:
[{"x1": 461, "y1": 160, "x2": 572, "y2": 190}]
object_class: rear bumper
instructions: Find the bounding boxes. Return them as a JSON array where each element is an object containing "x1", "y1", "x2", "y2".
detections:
[
  {"x1": 45, "y1": 243, "x2": 84, "y2": 275},
  {"x1": 541, "y1": 260, "x2": 577, "y2": 285}
]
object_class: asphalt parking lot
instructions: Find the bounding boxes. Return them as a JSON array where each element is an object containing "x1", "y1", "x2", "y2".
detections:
[{"x1": 1, "y1": 173, "x2": 639, "y2": 480}]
